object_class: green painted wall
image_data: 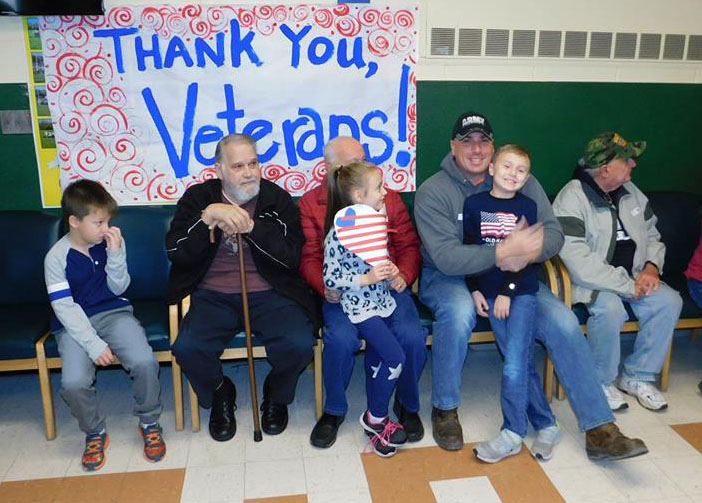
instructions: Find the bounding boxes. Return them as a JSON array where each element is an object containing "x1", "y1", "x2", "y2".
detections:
[
  {"x1": 416, "y1": 81, "x2": 702, "y2": 196},
  {"x1": 1, "y1": 80, "x2": 701, "y2": 211}
]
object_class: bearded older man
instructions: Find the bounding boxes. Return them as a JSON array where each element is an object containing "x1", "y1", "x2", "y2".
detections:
[{"x1": 167, "y1": 133, "x2": 317, "y2": 442}]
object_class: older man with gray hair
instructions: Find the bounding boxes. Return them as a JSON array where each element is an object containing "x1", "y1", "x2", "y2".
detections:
[{"x1": 167, "y1": 133, "x2": 317, "y2": 442}]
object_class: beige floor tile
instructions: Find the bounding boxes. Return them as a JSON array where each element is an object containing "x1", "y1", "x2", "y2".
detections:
[
  {"x1": 303, "y1": 452, "x2": 368, "y2": 495},
  {"x1": 544, "y1": 464, "x2": 628, "y2": 503},
  {"x1": 180, "y1": 463, "x2": 245, "y2": 503},
  {"x1": 430, "y1": 476, "x2": 502, "y2": 503},
  {"x1": 244, "y1": 459, "x2": 307, "y2": 500},
  {"x1": 599, "y1": 457, "x2": 687, "y2": 501},
  {"x1": 652, "y1": 454, "x2": 702, "y2": 496}
]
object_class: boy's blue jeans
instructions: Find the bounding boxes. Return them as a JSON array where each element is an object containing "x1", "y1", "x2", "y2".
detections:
[
  {"x1": 420, "y1": 265, "x2": 614, "y2": 432},
  {"x1": 488, "y1": 294, "x2": 555, "y2": 437},
  {"x1": 321, "y1": 289, "x2": 427, "y2": 416}
]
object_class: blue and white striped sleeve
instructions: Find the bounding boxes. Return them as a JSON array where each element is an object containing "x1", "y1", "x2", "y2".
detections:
[{"x1": 44, "y1": 240, "x2": 108, "y2": 362}]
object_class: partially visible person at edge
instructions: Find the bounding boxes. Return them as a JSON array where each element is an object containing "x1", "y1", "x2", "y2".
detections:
[
  {"x1": 166, "y1": 133, "x2": 318, "y2": 443},
  {"x1": 299, "y1": 136, "x2": 427, "y2": 449},
  {"x1": 414, "y1": 111, "x2": 647, "y2": 461},
  {"x1": 685, "y1": 227, "x2": 702, "y2": 394}
]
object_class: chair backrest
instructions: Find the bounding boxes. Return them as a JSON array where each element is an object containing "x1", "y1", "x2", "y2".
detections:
[
  {"x1": 646, "y1": 191, "x2": 702, "y2": 278},
  {"x1": 110, "y1": 206, "x2": 174, "y2": 301},
  {"x1": 0, "y1": 211, "x2": 62, "y2": 305}
]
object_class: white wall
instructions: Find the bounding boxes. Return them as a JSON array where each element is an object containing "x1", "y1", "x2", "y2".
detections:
[{"x1": 0, "y1": 1, "x2": 700, "y2": 84}]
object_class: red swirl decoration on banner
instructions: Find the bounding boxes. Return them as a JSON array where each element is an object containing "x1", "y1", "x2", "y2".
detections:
[
  {"x1": 41, "y1": 31, "x2": 63, "y2": 58},
  {"x1": 394, "y1": 33, "x2": 413, "y2": 54},
  {"x1": 82, "y1": 15, "x2": 106, "y2": 28},
  {"x1": 181, "y1": 5, "x2": 203, "y2": 18},
  {"x1": 110, "y1": 164, "x2": 148, "y2": 195},
  {"x1": 367, "y1": 29, "x2": 392, "y2": 57},
  {"x1": 58, "y1": 112, "x2": 87, "y2": 140},
  {"x1": 408, "y1": 130, "x2": 416, "y2": 148},
  {"x1": 74, "y1": 140, "x2": 107, "y2": 174},
  {"x1": 313, "y1": 9, "x2": 333, "y2": 29},
  {"x1": 57, "y1": 141, "x2": 71, "y2": 165},
  {"x1": 261, "y1": 164, "x2": 287, "y2": 182},
  {"x1": 237, "y1": 8, "x2": 255, "y2": 28},
  {"x1": 281, "y1": 171, "x2": 308, "y2": 193},
  {"x1": 147, "y1": 174, "x2": 181, "y2": 201},
  {"x1": 74, "y1": 86, "x2": 98, "y2": 109},
  {"x1": 56, "y1": 53, "x2": 85, "y2": 80},
  {"x1": 107, "y1": 87, "x2": 127, "y2": 108},
  {"x1": 335, "y1": 16, "x2": 361, "y2": 37},
  {"x1": 379, "y1": 10, "x2": 395, "y2": 29},
  {"x1": 292, "y1": 5, "x2": 310, "y2": 22},
  {"x1": 409, "y1": 70, "x2": 417, "y2": 88},
  {"x1": 311, "y1": 160, "x2": 327, "y2": 184},
  {"x1": 90, "y1": 104, "x2": 128, "y2": 136},
  {"x1": 390, "y1": 167, "x2": 410, "y2": 191},
  {"x1": 407, "y1": 103, "x2": 416, "y2": 122},
  {"x1": 189, "y1": 17, "x2": 211, "y2": 38},
  {"x1": 140, "y1": 7, "x2": 165, "y2": 32},
  {"x1": 46, "y1": 74, "x2": 62, "y2": 93},
  {"x1": 207, "y1": 8, "x2": 228, "y2": 31},
  {"x1": 165, "y1": 13, "x2": 187, "y2": 36},
  {"x1": 394, "y1": 10, "x2": 414, "y2": 29},
  {"x1": 272, "y1": 5, "x2": 288, "y2": 22},
  {"x1": 107, "y1": 7, "x2": 134, "y2": 28},
  {"x1": 255, "y1": 19, "x2": 276, "y2": 37},
  {"x1": 65, "y1": 26, "x2": 89, "y2": 48},
  {"x1": 84, "y1": 56, "x2": 113, "y2": 86},
  {"x1": 333, "y1": 4, "x2": 350, "y2": 16},
  {"x1": 359, "y1": 8, "x2": 380, "y2": 27},
  {"x1": 110, "y1": 135, "x2": 136, "y2": 161},
  {"x1": 254, "y1": 5, "x2": 273, "y2": 19}
]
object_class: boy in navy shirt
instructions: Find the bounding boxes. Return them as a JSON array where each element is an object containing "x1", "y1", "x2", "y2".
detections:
[
  {"x1": 463, "y1": 145, "x2": 559, "y2": 463},
  {"x1": 44, "y1": 180, "x2": 165, "y2": 471}
]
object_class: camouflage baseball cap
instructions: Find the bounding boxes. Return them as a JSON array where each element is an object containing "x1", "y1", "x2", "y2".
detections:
[{"x1": 581, "y1": 132, "x2": 646, "y2": 168}]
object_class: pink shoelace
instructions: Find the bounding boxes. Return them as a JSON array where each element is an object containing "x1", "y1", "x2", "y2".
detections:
[{"x1": 364, "y1": 419, "x2": 405, "y2": 453}]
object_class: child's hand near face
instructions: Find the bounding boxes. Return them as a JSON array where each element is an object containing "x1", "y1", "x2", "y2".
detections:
[
  {"x1": 103, "y1": 226, "x2": 123, "y2": 250},
  {"x1": 493, "y1": 294, "x2": 511, "y2": 320}
]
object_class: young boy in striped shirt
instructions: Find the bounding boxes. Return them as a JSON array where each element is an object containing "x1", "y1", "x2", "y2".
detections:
[{"x1": 44, "y1": 180, "x2": 165, "y2": 471}]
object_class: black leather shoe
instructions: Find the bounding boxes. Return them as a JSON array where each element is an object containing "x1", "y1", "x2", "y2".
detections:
[
  {"x1": 310, "y1": 413, "x2": 345, "y2": 448},
  {"x1": 209, "y1": 377, "x2": 237, "y2": 442},
  {"x1": 261, "y1": 400, "x2": 288, "y2": 435},
  {"x1": 393, "y1": 400, "x2": 424, "y2": 442}
]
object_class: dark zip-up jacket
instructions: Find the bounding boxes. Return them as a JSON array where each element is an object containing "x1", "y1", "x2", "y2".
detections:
[{"x1": 166, "y1": 179, "x2": 319, "y2": 325}]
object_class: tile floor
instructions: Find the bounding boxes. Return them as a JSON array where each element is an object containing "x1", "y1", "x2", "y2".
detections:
[{"x1": 1, "y1": 333, "x2": 702, "y2": 502}]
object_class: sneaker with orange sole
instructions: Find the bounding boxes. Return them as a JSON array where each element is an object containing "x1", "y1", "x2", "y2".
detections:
[
  {"x1": 82, "y1": 431, "x2": 109, "y2": 471},
  {"x1": 140, "y1": 423, "x2": 166, "y2": 463}
]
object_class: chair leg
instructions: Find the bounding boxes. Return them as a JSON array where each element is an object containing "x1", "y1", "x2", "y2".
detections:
[
  {"x1": 660, "y1": 339, "x2": 673, "y2": 392},
  {"x1": 36, "y1": 339, "x2": 56, "y2": 440},
  {"x1": 314, "y1": 339, "x2": 323, "y2": 420},
  {"x1": 168, "y1": 304, "x2": 184, "y2": 431},
  {"x1": 543, "y1": 355, "x2": 554, "y2": 403},
  {"x1": 189, "y1": 383, "x2": 201, "y2": 432}
]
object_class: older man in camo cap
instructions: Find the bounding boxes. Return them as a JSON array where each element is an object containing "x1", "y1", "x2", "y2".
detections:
[{"x1": 553, "y1": 131, "x2": 682, "y2": 413}]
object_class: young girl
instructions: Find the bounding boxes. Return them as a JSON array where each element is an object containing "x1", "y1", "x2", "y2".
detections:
[{"x1": 323, "y1": 161, "x2": 408, "y2": 457}]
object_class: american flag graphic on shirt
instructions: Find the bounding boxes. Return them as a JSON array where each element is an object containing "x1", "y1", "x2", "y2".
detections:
[
  {"x1": 480, "y1": 211, "x2": 518, "y2": 240},
  {"x1": 334, "y1": 204, "x2": 389, "y2": 265}
]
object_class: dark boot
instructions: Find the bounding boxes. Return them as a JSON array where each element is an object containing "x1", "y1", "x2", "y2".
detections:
[
  {"x1": 431, "y1": 407, "x2": 463, "y2": 451},
  {"x1": 209, "y1": 376, "x2": 237, "y2": 442},
  {"x1": 310, "y1": 413, "x2": 345, "y2": 448},
  {"x1": 393, "y1": 400, "x2": 424, "y2": 442},
  {"x1": 261, "y1": 400, "x2": 288, "y2": 435},
  {"x1": 585, "y1": 423, "x2": 648, "y2": 460}
]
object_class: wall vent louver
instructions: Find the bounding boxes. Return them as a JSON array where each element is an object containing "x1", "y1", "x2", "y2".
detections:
[
  {"x1": 564, "y1": 31, "x2": 587, "y2": 58},
  {"x1": 430, "y1": 27, "x2": 455, "y2": 56},
  {"x1": 457, "y1": 28, "x2": 482, "y2": 56},
  {"x1": 485, "y1": 29, "x2": 509, "y2": 56}
]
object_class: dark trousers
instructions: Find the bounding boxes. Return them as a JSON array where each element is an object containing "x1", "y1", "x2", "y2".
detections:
[{"x1": 173, "y1": 288, "x2": 315, "y2": 408}]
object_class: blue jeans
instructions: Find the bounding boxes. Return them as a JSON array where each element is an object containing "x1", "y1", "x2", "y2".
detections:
[
  {"x1": 321, "y1": 289, "x2": 427, "y2": 416},
  {"x1": 488, "y1": 294, "x2": 555, "y2": 436},
  {"x1": 420, "y1": 265, "x2": 614, "y2": 431},
  {"x1": 689, "y1": 279, "x2": 702, "y2": 310},
  {"x1": 585, "y1": 284, "x2": 682, "y2": 384}
]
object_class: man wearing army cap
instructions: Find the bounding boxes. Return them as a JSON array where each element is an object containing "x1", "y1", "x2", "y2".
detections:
[{"x1": 553, "y1": 132, "x2": 682, "y2": 412}]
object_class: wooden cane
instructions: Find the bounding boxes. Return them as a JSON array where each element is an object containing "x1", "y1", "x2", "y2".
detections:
[{"x1": 237, "y1": 233, "x2": 263, "y2": 442}]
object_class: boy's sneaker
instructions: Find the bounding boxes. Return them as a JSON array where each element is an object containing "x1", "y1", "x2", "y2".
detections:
[
  {"x1": 602, "y1": 384, "x2": 629, "y2": 411},
  {"x1": 617, "y1": 378, "x2": 668, "y2": 411},
  {"x1": 140, "y1": 423, "x2": 166, "y2": 463},
  {"x1": 530, "y1": 423, "x2": 560, "y2": 461},
  {"x1": 473, "y1": 429, "x2": 522, "y2": 464},
  {"x1": 360, "y1": 411, "x2": 407, "y2": 458},
  {"x1": 82, "y1": 431, "x2": 109, "y2": 472}
]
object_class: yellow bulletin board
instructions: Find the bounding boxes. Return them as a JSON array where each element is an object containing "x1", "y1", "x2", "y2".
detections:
[{"x1": 24, "y1": 16, "x2": 61, "y2": 208}]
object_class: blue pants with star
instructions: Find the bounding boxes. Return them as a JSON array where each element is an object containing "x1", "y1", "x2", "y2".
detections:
[{"x1": 354, "y1": 311, "x2": 406, "y2": 418}]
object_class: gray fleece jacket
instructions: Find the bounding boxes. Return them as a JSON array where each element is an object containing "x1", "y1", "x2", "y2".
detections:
[{"x1": 414, "y1": 152, "x2": 564, "y2": 276}]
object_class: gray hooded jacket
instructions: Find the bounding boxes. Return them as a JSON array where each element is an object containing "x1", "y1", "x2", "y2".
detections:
[{"x1": 415, "y1": 152, "x2": 564, "y2": 277}]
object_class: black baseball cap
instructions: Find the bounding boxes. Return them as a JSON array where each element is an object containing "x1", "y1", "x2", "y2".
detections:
[{"x1": 452, "y1": 112, "x2": 493, "y2": 141}]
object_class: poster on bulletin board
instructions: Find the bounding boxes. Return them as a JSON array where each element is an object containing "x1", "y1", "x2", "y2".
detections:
[{"x1": 31, "y1": 3, "x2": 418, "y2": 205}]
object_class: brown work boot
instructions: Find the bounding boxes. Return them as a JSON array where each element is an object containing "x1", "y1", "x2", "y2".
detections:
[
  {"x1": 585, "y1": 423, "x2": 648, "y2": 461},
  {"x1": 431, "y1": 407, "x2": 464, "y2": 451}
]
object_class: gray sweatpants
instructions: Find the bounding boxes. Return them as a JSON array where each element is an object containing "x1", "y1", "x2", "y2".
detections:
[{"x1": 55, "y1": 306, "x2": 162, "y2": 434}]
